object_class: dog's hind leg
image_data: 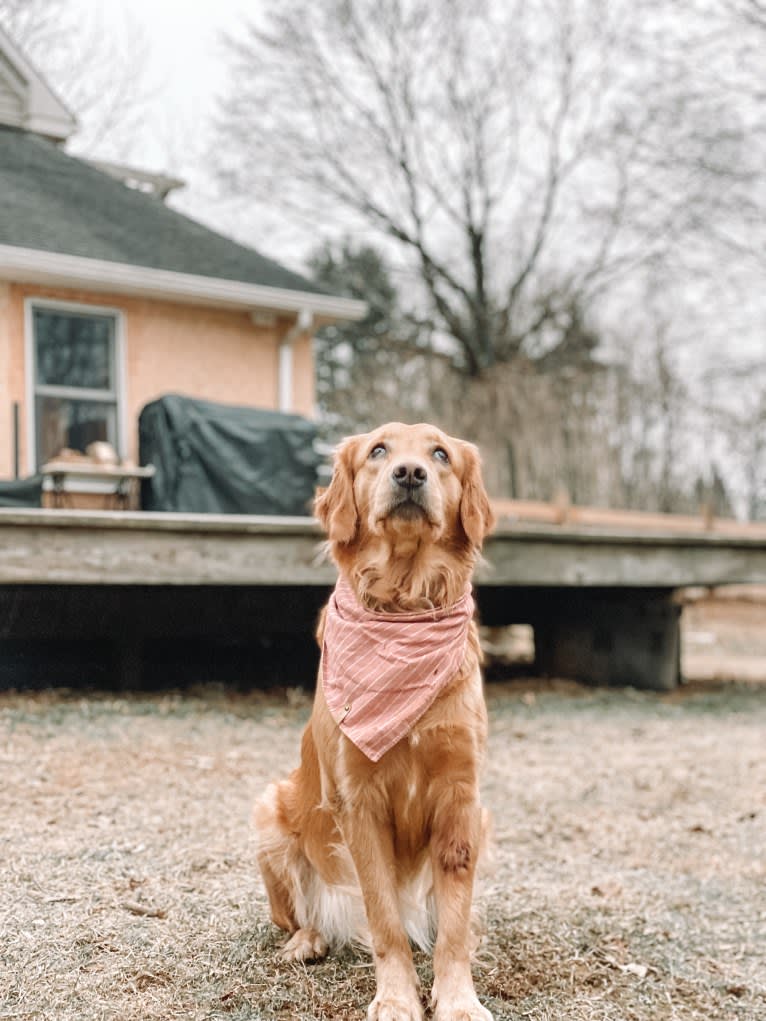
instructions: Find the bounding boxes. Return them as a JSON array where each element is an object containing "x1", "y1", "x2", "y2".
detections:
[
  {"x1": 281, "y1": 926, "x2": 329, "y2": 962},
  {"x1": 255, "y1": 841, "x2": 298, "y2": 933},
  {"x1": 256, "y1": 771, "x2": 343, "y2": 963},
  {"x1": 254, "y1": 780, "x2": 331, "y2": 962}
]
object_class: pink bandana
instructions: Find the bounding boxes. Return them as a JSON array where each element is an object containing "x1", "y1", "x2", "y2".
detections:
[{"x1": 322, "y1": 575, "x2": 475, "y2": 762}]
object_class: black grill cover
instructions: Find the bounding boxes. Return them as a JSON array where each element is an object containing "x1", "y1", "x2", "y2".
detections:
[
  {"x1": 0, "y1": 475, "x2": 43, "y2": 507},
  {"x1": 138, "y1": 394, "x2": 321, "y2": 515}
]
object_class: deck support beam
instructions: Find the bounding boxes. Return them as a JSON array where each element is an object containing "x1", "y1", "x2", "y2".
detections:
[{"x1": 531, "y1": 589, "x2": 681, "y2": 691}]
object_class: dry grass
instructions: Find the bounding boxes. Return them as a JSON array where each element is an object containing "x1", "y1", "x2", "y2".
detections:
[
  {"x1": 1, "y1": 680, "x2": 764, "y2": 1021},
  {"x1": 1, "y1": 592, "x2": 764, "y2": 1020}
]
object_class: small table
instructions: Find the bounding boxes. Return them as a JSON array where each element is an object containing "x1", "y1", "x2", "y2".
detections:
[{"x1": 41, "y1": 461, "x2": 156, "y2": 510}]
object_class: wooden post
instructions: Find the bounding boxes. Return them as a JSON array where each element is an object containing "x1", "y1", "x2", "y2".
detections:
[{"x1": 532, "y1": 589, "x2": 681, "y2": 691}]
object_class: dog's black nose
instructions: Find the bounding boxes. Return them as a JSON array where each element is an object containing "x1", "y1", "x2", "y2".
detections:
[{"x1": 392, "y1": 462, "x2": 427, "y2": 489}]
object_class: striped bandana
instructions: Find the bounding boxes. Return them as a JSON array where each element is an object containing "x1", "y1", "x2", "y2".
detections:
[{"x1": 322, "y1": 575, "x2": 475, "y2": 762}]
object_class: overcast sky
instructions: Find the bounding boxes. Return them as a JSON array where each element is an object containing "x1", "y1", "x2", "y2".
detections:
[
  {"x1": 73, "y1": 0, "x2": 249, "y2": 144},
  {"x1": 66, "y1": 0, "x2": 281, "y2": 255}
]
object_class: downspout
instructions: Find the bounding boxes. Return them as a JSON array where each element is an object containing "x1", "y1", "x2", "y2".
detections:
[
  {"x1": 12, "y1": 402, "x2": 20, "y2": 478},
  {"x1": 278, "y1": 308, "x2": 313, "y2": 413}
]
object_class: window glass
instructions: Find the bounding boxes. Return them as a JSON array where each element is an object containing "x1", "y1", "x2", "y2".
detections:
[
  {"x1": 33, "y1": 308, "x2": 114, "y2": 390},
  {"x1": 35, "y1": 397, "x2": 118, "y2": 467},
  {"x1": 31, "y1": 304, "x2": 120, "y2": 467}
]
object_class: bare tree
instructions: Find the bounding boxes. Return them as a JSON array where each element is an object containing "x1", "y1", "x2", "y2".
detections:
[
  {"x1": 701, "y1": 365, "x2": 766, "y2": 520},
  {"x1": 216, "y1": 0, "x2": 756, "y2": 377},
  {"x1": 726, "y1": 0, "x2": 766, "y2": 29},
  {"x1": 0, "y1": 0, "x2": 63, "y2": 51}
]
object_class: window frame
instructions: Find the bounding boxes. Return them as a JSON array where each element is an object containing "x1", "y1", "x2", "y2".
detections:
[{"x1": 24, "y1": 297, "x2": 128, "y2": 477}]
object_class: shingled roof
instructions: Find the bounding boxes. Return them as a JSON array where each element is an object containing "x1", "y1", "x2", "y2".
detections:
[{"x1": 0, "y1": 124, "x2": 325, "y2": 294}]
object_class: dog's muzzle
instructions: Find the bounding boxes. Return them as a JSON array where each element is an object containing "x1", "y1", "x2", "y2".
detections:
[{"x1": 388, "y1": 461, "x2": 430, "y2": 519}]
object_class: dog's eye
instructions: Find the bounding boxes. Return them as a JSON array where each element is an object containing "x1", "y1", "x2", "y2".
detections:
[
  {"x1": 369, "y1": 444, "x2": 387, "y2": 460},
  {"x1": 433, "y1": 447, "x2": 450, "y2": 464}
]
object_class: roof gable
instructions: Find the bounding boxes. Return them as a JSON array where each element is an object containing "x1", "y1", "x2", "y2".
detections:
[{"x1": 0, "y1": 26, "x2": 76, "y2": 141}]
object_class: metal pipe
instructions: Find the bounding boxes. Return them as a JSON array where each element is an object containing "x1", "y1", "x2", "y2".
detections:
[
  {"x1": 278, "y1": 308, "x2": 313, "y2": 413},
  {"x1": 12, "y1": 402, "x2": 19, "y2": 478}
]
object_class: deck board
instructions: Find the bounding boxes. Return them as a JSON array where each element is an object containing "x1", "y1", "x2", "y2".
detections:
[{"x1": 1, "y1": 508, "x2": 765, "y2": 589}]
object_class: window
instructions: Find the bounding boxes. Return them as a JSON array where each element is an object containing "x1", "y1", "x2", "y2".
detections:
[{"x1": 28, "y1": 302, "x2": 123, "y2": 469}]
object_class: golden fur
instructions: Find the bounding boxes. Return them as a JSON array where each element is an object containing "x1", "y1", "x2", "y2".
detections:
[{"x1": 254, "y1": 422, "x2": 496, "y2": 1021}]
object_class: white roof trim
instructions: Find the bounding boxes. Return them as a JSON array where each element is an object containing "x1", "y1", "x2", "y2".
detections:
[
  {"x1": 0, "y1": 243, "x2": 367, "y2": 321},
  {"x1": 85, "y1": 158, "x2": 186, "y2": 201},
  {"x1": 0, "y1": 26, "x2": 77, "y2": 140}
]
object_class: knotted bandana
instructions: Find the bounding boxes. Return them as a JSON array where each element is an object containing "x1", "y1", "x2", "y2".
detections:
[{"x1": 322, "y1": 575, "x2": 475, "y2": 762}]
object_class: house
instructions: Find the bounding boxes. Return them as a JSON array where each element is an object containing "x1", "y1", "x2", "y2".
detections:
[{"x1": 0, "y1": 26, "x2": 364, "y2": 500}]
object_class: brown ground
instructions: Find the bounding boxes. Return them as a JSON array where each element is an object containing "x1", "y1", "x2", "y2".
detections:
[{"x1": 1, "y1": 592, "x2": 764, "y2": 1021}]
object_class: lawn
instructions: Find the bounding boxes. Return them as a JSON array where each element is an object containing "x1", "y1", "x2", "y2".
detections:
[{"x1": 1, "y1": 674, "x2": 764, "y2": 1021}]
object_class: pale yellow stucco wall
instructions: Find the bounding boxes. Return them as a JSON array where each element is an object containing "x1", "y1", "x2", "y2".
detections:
[{"x1": 0, "y1": 282, "x2": 316, "y2": 479}]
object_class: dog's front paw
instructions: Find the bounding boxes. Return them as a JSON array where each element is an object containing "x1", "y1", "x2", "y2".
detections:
[
  {"x1": 432, "y1": 992, "x2": 493, "y2": 1021},
  {"x1": 367, "y1": 990, "x2": 424, "y2": 1021},
  {"x1": 280, "y1": 927, "x2": 329, "y2": 962}
]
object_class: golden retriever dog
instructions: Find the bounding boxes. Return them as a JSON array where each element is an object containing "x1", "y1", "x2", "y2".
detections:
[{"x1": 254, "y1": 422, "x2": 496, "y2": 1021}]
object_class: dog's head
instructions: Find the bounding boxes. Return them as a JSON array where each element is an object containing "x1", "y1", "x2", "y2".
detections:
[{"x1": 315, "y1": 422, "x2": 495, "y2": 554}]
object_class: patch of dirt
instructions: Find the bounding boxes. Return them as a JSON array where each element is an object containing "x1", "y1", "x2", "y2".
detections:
[{"x1": 1, "y1": 679, "x2": 764, "y2": 1020}]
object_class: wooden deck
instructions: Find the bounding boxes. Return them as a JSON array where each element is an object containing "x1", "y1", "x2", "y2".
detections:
[
  {"x1": 0, "y1": 507, "x2": 764, "y2": 588},
  {"x1": 1, "y1": 507, "x2": 763, "y2": 690}
]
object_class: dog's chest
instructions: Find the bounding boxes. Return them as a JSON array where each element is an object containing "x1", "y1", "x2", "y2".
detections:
[
  {"x1": 389, "y1": 766, "x2": 432, "y2": 853},
  {"x1": 376, "y1": 729, "x2": 446, "y2": 836}
]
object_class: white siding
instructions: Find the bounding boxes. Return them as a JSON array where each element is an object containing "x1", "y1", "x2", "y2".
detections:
[
  {"x1": 0, "y1": 31, "x2": 75, "y2": 140},
  {"x1": 0, "y1": 74, "x2": 23, "y2": 127}
]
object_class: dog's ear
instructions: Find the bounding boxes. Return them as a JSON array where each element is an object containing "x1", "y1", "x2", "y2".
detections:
[
  {"x1": 459, "y1": 441, "x2": 495, "y2": 548},
  {"x1": 314, "y1": 437, "x2": 359, "y2": 543}
]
